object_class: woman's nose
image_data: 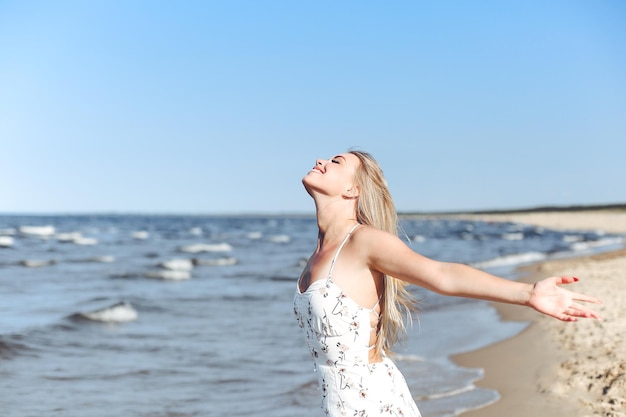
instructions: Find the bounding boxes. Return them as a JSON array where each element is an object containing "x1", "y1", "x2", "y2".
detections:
[{"x1": 316, "y1": 159, "x2": 324, "y2": 166}]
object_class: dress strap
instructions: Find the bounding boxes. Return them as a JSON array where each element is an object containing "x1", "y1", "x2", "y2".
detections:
[
  {"x1": 370, "y1": 297, "x2": 382, "y2": 316},
  {"x1": 326, "y1": 223, "x2": 360, "y2": 281}
]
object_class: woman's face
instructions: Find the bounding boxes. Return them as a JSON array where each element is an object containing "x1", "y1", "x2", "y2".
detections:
[{"x1": 302, "y1": 152, "x2": 361, "y2": 197}]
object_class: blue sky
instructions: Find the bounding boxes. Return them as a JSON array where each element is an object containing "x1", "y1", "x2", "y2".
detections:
[{"x1": 1, "y1": 1, "x2": 625, "y2": 214}]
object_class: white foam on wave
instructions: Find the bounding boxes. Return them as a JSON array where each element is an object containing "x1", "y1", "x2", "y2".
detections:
[
  {"x1": 74, "y1": 237, "x2": 98, "y2": 246},
  {"x1": 449, "y1": 394, "x2": 500, "y2": 417},
  {"x1": 19, "y1": 225, "x2": 55, "y2": 237},
  {"x1": 56, "y1": 232, "x2": 98, "y2": 246},
  {"x1": 80, "y1": 301, "x2": 138, "y2": 323},
  {"x1": 178, "y1": 243, "x2": 232, "y2": 253},
  {"x1": 501, "y1": 232, "x2": 524, "y2": 241},
  {"x1": 193, "y1": 257, "x2": 237, "y2": 266},
  {"x1": 56, "y1": 232, "x2": 83, "y2": 242},
  {"x1": 471, "y1": 252, "x2": 547, "y2": 269},
  {"x1": 144, "y1": 270, "x2": 191, "y2": 280},
  {"x1": 86, "y1": 256, "x2": 115, "y2": 263},
  {"x1": 19, "y1": 259, "x2": 57, "y2": 268},
  {"x1": 268, "y1": 234, "x2": 290, "y2": 243},
  {"x1": 562, "y1": 234, "x2": 583, "y2": 243},
  {"x1": 158, "y1": 258, "x2": 194, "y2": 271},
  {"x1": 414, "y1": 383, "x2": 477, "y2": 402},
  {"x1": 131, "y1": 231, "x2": 149, "y2": 240},
  {"x1": 570, "y1": 237, "x2": 625, "y2": 252},
  {"x1": 189, "y1": 227, "x2": 203, "y2": 236},
  {"x1": 0, "y1": 236, "x2": 14, "y2": 248},
  {"x1": 247, "y1": 231, "x2": 262, "y2": 239}
]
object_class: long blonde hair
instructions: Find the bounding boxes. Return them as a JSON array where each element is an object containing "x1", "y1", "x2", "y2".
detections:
[{"x1": 350, "y1": 150, "x2": 417, "y2": 354}]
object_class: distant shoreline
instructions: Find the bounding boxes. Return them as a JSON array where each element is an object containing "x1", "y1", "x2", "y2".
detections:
[
  {"x1": 2, "y1": 202, "x2": 625, "y2": 218},
  {"x1": 399, "y1": 202, "x2": 626, "y2": 216}
]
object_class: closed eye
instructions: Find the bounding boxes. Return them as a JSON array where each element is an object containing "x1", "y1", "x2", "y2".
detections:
[{"x1": 330, "y1": 155, "x2": 345, "y2": 164}]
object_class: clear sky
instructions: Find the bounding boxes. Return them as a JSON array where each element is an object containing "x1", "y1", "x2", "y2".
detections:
[{"x1": 1, "y1": 1, "x2": 625, "y2": 215}]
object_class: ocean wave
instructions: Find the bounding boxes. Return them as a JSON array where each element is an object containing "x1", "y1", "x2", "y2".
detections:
[
  {"x1": 390, "y1": 353, "x2": 425, "y2": 362},
  {"x1": 73, "y1": 237, "x2": 98, "y2": 245},
  {"x1": 131, "y1": 230, "x2": 150, "y2": 240},
  {"x1": 144, "y1": 270, "x2": 192, "y2": 280},
  {"x1": 110, "y1": 272, "x2": 142, "y2": 279},
  {"x1": 79, "y1": 255, "x2": 115, "y2": 263},
  {"x1": 193, "y1": 257, "x2": 237, "y2": 266},
  {"x1": 562, "y1": 234, "x2": 583, "y2": 243},
  {"x1": 178, "y1": 243, "x2": 233, "y2": 253},
  {"x1": 414, "y1": 383, "x2": 476, "y2": 401},
  {"x1": 268, "y1": 234, "x2": 290, "y2": 243},
  {"x1": 570, "y1": 237, "x2": 625, "y2": 252},
  {"x1": 19, "y1": 225, "x2": 56, "y2": 237},
  {"x1": 19, "y1": 259, "x2": 57, "y2": 268},
  {"x1": 39, "y1": 368, "x2": 177, "y2": 382},
  {"x1": 69, "y1": 301, "x2": 138, "y2": 323},
  {"x1": 270, "y1": 275, "x2": 297, "y2": 282},
  {"x1": 247, "y1": 231, "x2": 263, "y2": 239},
  {"x1": 158, "y1": 258, "x2": 194, "y2": 271},
  {"x1": 470, "y1": 252, "x2": 547, "y2": 269},
  {"x1": 450, "y1": 395, "x2": 500, "y2": 417},
  {"x1": 56, "y1": 232, "x2": 83, "y2": 243},
  {"x1": 222, "y1": 294, "x2": 278, "y2": 302},
  {"x1": 501, "y1": 232, "x2": 524, "y2": 241},
  {"x1": 55, "y1": 231, "x2": 99, "y2": 245},
  {"x1": 0, "y1": 337, "x2": 33, "y2": 359}
]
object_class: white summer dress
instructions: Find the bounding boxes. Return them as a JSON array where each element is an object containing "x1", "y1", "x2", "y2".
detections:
[{"x1": 294, "y1": 225, "x2": 422, "y2": 417}]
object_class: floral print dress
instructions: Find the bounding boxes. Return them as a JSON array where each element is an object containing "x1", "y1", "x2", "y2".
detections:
[{"x1": 294, "y1": 225, "x2": 421, "y2": 417}]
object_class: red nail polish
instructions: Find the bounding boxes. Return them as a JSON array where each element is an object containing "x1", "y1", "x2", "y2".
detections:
[{"x1": 573, "y1": 277, "x2": 579, "y2": 282}]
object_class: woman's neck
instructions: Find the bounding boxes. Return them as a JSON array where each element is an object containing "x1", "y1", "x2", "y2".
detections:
[
  {"x1": 315, "y1": 194, "x2": 354, "y2": 221},
  {"x1": 314, "y1": 200, "x2": 358, "y2": 249}
]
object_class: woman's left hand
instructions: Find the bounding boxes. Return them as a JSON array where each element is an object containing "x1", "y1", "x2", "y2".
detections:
[{"x1": 527, "y1": 276, "x2": 603, "y2": 321}]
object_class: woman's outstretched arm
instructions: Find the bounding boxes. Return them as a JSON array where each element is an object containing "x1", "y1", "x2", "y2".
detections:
[
  {"x1": 357, "y1": 227, "x2": 603, "y2": 321},
  {"x1": 435, "y1": 262, "x2": 602, "y2": 321}
]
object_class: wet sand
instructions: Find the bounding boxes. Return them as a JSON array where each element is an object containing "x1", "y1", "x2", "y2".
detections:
[{"x1": 451, "y1": 210, "x2": 626, "y2": 417}]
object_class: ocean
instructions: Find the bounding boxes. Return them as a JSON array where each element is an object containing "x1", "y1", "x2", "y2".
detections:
[{"x1": 0, "y1": 214, "x2": 623, "y2": 417}]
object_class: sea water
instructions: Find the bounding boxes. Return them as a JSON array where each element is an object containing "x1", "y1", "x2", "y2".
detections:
[{"x1": 0, "y1": 214, "x2": 623, "y2": 417}]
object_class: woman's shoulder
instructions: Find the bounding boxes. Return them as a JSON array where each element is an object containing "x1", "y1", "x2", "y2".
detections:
[{"x1": 352, "y1": 224, "x2": 403, "y2": 247}]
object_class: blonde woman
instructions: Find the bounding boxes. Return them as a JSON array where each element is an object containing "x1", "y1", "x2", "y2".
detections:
[{"x1": 293, "y1": 150, "x2": 602, "y2": 417}]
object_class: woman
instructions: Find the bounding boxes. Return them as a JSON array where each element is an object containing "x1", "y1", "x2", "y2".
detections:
[{"x1": 293, "y1": 150, "x2": 602, "y2": 417}]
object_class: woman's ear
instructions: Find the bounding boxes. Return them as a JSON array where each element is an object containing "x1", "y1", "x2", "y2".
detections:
[{"x1": 342, "y1": 185, "x2": 360, "y2": 199}]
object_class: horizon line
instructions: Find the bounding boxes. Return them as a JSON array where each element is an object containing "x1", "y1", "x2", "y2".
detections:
[{"x1": 0, "y1": 202, "x2": 624, "y2": 217}]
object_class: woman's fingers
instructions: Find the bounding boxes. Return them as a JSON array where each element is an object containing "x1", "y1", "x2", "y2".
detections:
[
  {"x1": 571, "y1": 292, "x2": 603, "y2": 305},
  {"x1": 555, "y1": 276, "x2": 603, "y2": 305},
  {"x1": 555, "y1": 275, "x2": 579, "y2": 285},
  {"x1": 567, "y1": 303, "x2": 603, "y2": 320}
]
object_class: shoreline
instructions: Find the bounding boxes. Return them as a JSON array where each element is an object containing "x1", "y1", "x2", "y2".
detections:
[{"x1": 448, "y1": 211, "x2": 626, "y2": 417}]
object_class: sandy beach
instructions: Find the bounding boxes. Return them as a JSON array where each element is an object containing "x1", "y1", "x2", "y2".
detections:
[{"x1": 451, "y1": 210, "x2": 626, "y2": 417}]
